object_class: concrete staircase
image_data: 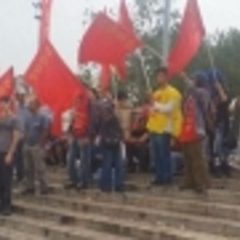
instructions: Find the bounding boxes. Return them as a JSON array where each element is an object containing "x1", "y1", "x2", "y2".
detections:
[{"x1": 1, "y1": 167, "x2": 240, "y2": 240}]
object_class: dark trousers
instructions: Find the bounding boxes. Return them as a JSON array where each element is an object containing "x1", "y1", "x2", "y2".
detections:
[
  {"x1": 100, "y1": 146, "x2": 124, "y2": 192},
  {"x1": 127, "y1": 143, "x2": 149, "y2": 172},
  {"x1": 150, "y1": 133, "x2": 172, "y2": 184},
  {"x1": 14, "y1": 139, "x2": 24, "y2": 181},
  {"x1": 67, "y1": 139, "x2": 92, "y2": 186},
  {"x1": 0, "y1": 153, "x2": 13, "y2": 210}
]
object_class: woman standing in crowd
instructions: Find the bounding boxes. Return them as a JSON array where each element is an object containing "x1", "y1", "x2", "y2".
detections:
[
  {"x1": 0, "y1": 97, "x2": 20, "y2": 216},
  {"x1": 179, "y1": 73, "x2": 210, "y2": 194}
]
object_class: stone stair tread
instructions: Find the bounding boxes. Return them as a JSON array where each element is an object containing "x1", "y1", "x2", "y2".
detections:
[
  {"x1": 14, "y1": 200, "x2": 240, "y2": 238},
  {"x1": 0, "y1": 215, "x2": 134, "y2": 240},
  {"x1": 18, "y1": 195, "x2": 240, "y2": 228},
  {"x1": 0, "y1": 226, "x2": 44, "y2": 240},
  {"x1": 44, "y1": 190, "x2": 240, "y2": 212},
  {"x1": 47, "y1": 182, "x2": 240, "y2": 204}
]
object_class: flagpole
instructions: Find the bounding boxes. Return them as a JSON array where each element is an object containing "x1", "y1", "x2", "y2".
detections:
[
  {"x1": 137, "y1": 50, "x2": 152, "y2": 93},
  {"x1": 144, "y1": 45, "x2": 162, "y2": 60},
  {"x1": 162, "y1": 0, "x2": 172, "y2": 66},
  {"x1": 110, "y1": 66, "x2": 119, "y2": 103}
]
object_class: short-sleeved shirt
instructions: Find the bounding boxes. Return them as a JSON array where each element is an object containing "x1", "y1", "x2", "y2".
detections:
[
  {"x1": 24, "y1": 110, "x2": 49, "y2": 146},
  {"x1": 16, "y1": 105, "x2": 30, "y2": 134},
  {"x1": 0, "y1": 116, "x2": 17, "y2": 153}
]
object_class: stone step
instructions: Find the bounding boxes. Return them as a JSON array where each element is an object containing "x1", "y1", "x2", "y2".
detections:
[
  {"x1": 22, "y1": 191, "x2": 240, "y2": 222},
  {"x1": 47, "y1": 170, "x2": 240, "y2": 192},
  {"x1": 14, "y1": 199, "x2": 240, "y2": 238},
  {"x1": 0, "y1": 226, "x2": 45, "y2": 240},
  {"x1": 0, "y1": 215, "x2": 134, "y2": 240},
  {"x1": 47, "y1": 183, "x2": 240, "y2": 206}
]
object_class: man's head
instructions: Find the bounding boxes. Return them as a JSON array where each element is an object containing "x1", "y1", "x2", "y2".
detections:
[
  {"x1": 28, "y1": 96, "x2": 40, "y2": 113},
  {"x1": 15, "y1": 93, "x2": 26, "y2": 105},
  {"x1": 156, "y1": 67, "x2": 169, "y2": 87},
  {"x1": 117, "y1": 90, "x2": 128, "y2": 106}
]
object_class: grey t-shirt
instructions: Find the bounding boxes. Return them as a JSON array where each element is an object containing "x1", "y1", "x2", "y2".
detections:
[
  {"x1": 24, "y1": 110, "x2": 50, "y2": 146},
  {"x1": 0, "y1": 116, "x2": 17, "y2": 153}
]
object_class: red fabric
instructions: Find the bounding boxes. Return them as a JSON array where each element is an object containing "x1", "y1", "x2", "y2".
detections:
[
  {"x1": 118, "y1": 0, "x2": 142, "y2": 47},
  {"x1": 0, "y1": 67, "x2": 14, "y2": 99},
  {"x1": 100, "y1": 64, "x2": 111, "y2": 90},
  {"x1": 25, "y1": 40, "x2": 87, "y2": 136},
  {"x1": 39, "y1": 0, "x2": 53, "y2": 48},
  {"x1": 168, "y1": 0, "x2": 205, "y2": 78},
  {"x1": 72, "y1": 94, "x2": 90, "y2": 138},
  {"x1": 79, "y1": 13, "x2": 140, "y2": 84},
  {"x1": 79, "y1": 13, "x2": 139, "y2": 65},
  {"x1": 179, "y1": 96, "x2": 198, "y2": 143}
]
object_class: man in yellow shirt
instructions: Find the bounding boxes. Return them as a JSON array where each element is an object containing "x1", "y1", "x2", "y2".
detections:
[{"x1": 147, "y1": 67, "x2": 182, "y2": 185}]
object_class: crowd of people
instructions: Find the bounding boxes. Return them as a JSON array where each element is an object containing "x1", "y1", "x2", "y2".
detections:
[{"x1": 1, "y1": 67, "x2": 240, "y2": 217}]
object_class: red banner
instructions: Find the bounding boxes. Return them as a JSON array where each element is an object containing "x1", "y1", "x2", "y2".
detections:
[
  {"x1": 168, "y1": 0, "x2": 205, "y2": 78},
  {"x1": 25, "y1": 40, "x2": 87, "y2": 136},
  {"x1": 0, "y1": 67, "x2": 14, "y2": 99}
]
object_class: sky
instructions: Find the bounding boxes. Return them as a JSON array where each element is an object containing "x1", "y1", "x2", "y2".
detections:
[{"x1": 0, "y1": 0, "x2": 239, "y2": 75}]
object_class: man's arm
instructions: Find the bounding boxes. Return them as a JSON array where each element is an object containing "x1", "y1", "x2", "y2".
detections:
[
  {"x1": 5, "y1": 129, "x2": 21, "y2": 165},
  {"x1": 153, "y1": 101, "x2": 176, "y2": 114}
]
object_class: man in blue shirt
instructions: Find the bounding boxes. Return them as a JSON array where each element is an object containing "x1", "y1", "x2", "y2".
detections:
[{"x1": 22, "y1": 96, "x2": 50, "y2": 195}]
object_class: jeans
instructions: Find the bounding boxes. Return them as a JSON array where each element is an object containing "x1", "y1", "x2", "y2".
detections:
[
  {"x1": 67, "y1": 139, "x2": 81, "y2": 184},
  {"x1": 0, "y1": 153, "x2": 13, "y2": 210},
  {"x1": 67, "y1": 139, "x2": 92, "y2": 186},
  {"x1": 100, "y1": 146, "x2": 124, "y2": 192},
  {"x1": 150, "y1": 133, "x2": 172, "y2": 184},
  {"x1": 214, "y1": 124, "x2": 231, "y2": 175},
  {"x1": 81, "y1": 143, "x2": 92, "y2": 187}
]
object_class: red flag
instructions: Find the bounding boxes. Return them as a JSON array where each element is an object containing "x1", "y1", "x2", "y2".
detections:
[
  {"x1": 25, "y1": 40, "x2": 87, "y2": 136},
  {"x1": 118, "y1": 0, "x2": 142, "y2": 46},
  {"x1": 39, "y1": 0, "x2": 53, "y2": 48},
  {"x1": 168, "y1": 0, "x2": 205, "y2": 78},
  {"x1": 0, "y1": 67, "x2": 14, "y2": 99},
  {"x1": 79, "y1": 13, "x2": 139, "y2": 64},
  {"x1": 79, "y1": 13, "x2": 139, "y2": 73},
  {"x1": 100, "y1": 64, "x2": 111, "y2": 90}
]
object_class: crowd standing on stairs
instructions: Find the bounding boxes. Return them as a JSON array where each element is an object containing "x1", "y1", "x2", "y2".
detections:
[{"x1": 1, "y1": 67, "x2": 240, "y2": 217}]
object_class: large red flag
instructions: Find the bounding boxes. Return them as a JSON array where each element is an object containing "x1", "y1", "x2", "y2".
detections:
[
  {"x1": 25, "y1": 40, "x2": 87, "y2": 136},
  {"x1": 79, "y1": 13, "x2": 139, "y2": 66},
  {"x1": 100, "y1": 64, "x2": 111, "y2": 90},
  {"x1": 118, "y1": 0, "x2": 142, "y2": 47},
  {"x1": 0, "y1": 67, "x2": 14, "y2": 99},
  {"x1": 79, "y1": 12, "x2": 141, "y2": 84},
  {"x1": 168, "y1": 0, "x2": 205, "y2": 78},
  {"x1": 39, "y1": 0, "x2": 53, "y2": 48}
]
